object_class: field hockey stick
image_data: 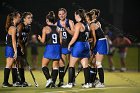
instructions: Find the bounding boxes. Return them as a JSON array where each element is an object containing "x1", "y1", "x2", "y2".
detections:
[
  {"x1": 23, "y1": 58, "x2": 39, "y2": 87},
  {"x1": 61, "y1": 57, "x2": 69, "y2": 77},
  {"x1": 75, "y1": 66, "x2": 83, "y2": 79},
  {"x1": 15, "y1": 61, "x2": 21, "y2": 82}
]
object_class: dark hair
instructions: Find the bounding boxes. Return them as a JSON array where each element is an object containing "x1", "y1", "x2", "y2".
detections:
[
  {"x1": 22, "y1": 12, "x2": 32, "y2": 22},
  {"x1": 5, "y1": 11, "x2": 20, "y2": 31},
  {"x1": 86, "y1": 11, "x2": 95, "y2": 21},
  {"x1": 90, "y1": 9, "x2": 100, "y2": 18},
  {"x1": 58, "y1": 8, "x2": 67, "y2": 14},
  {"x1": 75, "y1": 9, "x2": 86, "y2": 22},
  {"x1": 46, "y1": 11, "x2": 55, "y2": 23}
]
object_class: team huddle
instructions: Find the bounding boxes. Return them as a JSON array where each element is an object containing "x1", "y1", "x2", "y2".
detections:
[{"x1": 3, "y1": 8, "x2": 108, "y2": 88}]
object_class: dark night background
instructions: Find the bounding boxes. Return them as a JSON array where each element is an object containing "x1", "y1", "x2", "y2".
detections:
[{"x1": 0, "y1": 0, "x2": 140, "y2": 45}]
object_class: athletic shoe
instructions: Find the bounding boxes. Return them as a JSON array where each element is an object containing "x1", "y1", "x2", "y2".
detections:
[
  {"x1": 89, "y1": 83, "x2": 93, "y2": 88},
  {"x1": 46, "y1": 78, "x2": 53, "y2": 88},
  {"x1": 120, "y1": 68, "x2": 126, "y2": 72},
  {"x1": 61, "y1": 83, "x2": 73, "y2": 88},
  {"x1": 82, "y1": 83, "x2": 90, "y2": 88},
  {"x1": 50, "y1": 83, "x2": 57, "y2": 88},
  {"x1": 22, "y1": 82, "x2": 31, "y2": 87},
  {"x1": 95, "y1": 82, "x2": 105, "y2": 88},
  {"x1": 57, "y1": 81, "x2": 64, "y2": 87},
  {"x1": 2, "y1": 83, "x2": 12, "y2": 88},
  {"x1": 73, "y1": 82, "x2": 76, "y2": 86},
  {"x1": 108, "y1": 66, "x2": 115, "y2": 72},
  {"x1": 13, "y1": 82, "x2": 22, "y2": 87},
  {"x1": 93, "y1": 79, "x2": 100, "y2": 87}
]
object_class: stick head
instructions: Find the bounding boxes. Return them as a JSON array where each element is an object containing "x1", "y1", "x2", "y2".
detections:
[{"x1": 35, "y1": 83, "x2": 39, "y2": 87}]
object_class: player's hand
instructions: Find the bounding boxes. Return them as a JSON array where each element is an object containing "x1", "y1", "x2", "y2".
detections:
[
  {"x1": 61, "y1": 23, "x2": 66, "y2": 28},
  {"x1": 88, "y1": 38, "x2": 93, "y2": 43},
  {"x1": 21, "y1": 48, "x2": 24, "y2": 55},
  {"x1": 13, "y1": 52, "x2": 17, "y2": 60},
  {"x1": 38, "y1": 35, "x2": 41, "y2": 41},
  {"x1": 68, "y1": 44, "x2": 71, "y2": 51}
]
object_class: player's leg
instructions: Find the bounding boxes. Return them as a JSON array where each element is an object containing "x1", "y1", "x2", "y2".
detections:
[
  {"x1": 51, "y1": 60, "x2": 59, "y2": 87},
  {"x1": 58, "y1": 54, "x2": 66, "y2": 87},
  {"x1": 61, "y1": 56, "x2": 78, "y2": 88},
  {"x1": 3, "y1": 46, "x2": 15, "y2": 87},
  {"x1": 12, "y1": 59, "x2": 21, "y2": 87},
  {"x1": 81, "y1": 58, "x2": 90, "y2": 88},
  {"x1": 42, "y1": 57, "x2": 52, "y2": 87},
  {"x1": 95, "y1": 53, "x2": 105, "y2": 88},
  {"x1": 120, "y1": 51, "x2": 127, "y2": 72},
  {"x1": 3, "y1": 58, "x2": 14, "y2": 87},
  {"x1": 89, "y1": 54, "x2": 97, "y2": 86}
]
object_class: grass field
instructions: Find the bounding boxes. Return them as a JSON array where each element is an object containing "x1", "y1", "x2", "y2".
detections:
[
  {"x1": 0, "y1": 46, "x2": 139, "y2": 70},
  {"x1": 0, "y1": 70, "x2": 140, "y2": 93},
  {"x1": 0, "y1": 46, "x2": 140, "y2": 93}
]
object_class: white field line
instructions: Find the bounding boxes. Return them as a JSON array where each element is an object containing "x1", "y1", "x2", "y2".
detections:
[{"x1": 42, "y1": 86, "x2": 135, "y2": 93}]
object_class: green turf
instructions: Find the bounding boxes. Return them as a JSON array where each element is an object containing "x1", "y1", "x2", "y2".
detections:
[
  {"x1": 0, "y1": 46, "x2": 139, "y2": 70},
  {"x1": 0, "y1": 70, "x2": 140, "y2": 93}
]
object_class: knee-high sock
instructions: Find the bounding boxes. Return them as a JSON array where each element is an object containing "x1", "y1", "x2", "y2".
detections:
[
  {"x1": 59, "y1": 66, "x2": 65, "y2": 82},
  {"x1": 51, "y1": 68, "x2": 58, "y2": 84},
  {"x1": 19, "y1": 68, "x2": 25, "y2": 83},
  {"x1": 42, "y1": 67, "x2": 51, "y2": 80},
  {"x1": 98, "y1": 68, "x2": 104, "y2": 83},
  {"x1": 89, "y1": 67, "x2": 97, "y2": 83},
  {"x1": 3, "y1": 68, "x2": 10, "y2": 84},
  {"x1": 12, "y1": 68, "x2": 18, "y2": 83},
  {"x1": 83, "y1": 67, "x2": 90, "y2": 84},
  {"x1": 68, "y1": 67, "x2": 75, "y2": 83}
]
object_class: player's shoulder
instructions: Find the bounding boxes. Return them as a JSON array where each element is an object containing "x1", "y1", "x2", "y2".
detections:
[{"x1": 9, "y1": 26, "x2": 16, "y2": 31}]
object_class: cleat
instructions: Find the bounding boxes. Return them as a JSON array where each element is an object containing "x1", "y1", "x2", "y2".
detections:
[
  {"x1": 61, "y1": 83, "x2": 73, "y2": 88},
  {"x1": 45, "y1": 78, "x2": 53, "y2": 88},
  {"x1": 2, "y1": 83, "x2": 12, "y2": 88},
  {"x1": 13, "y1": 82, "x2": 22, "y2": 87},
  {"x1": 89, "y1": 83, "x2": 93, "y2": 88},
  {"x1": 82, "y1": 83, "x2": 90, "y2": 88},
  {"x1": 120, "y1": 68, "x2": 126, "y2": 72},
  {"x1": 50, "y1": 83, "x2": 57, "y2": 88},
  {"x1": 57, "y1": 82, "x2": 64, "y2": 87},
  {"x1": 93, "y1": 79, "x2": 100, "y2": 87},
  {"x1": 22, "y1": 82, "x2": 31, "y2": 87},
  {"x1": 95, "y1": 82, "x2": 105, "y2": 88}
]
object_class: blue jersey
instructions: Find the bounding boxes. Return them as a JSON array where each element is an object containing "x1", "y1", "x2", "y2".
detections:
[
  {"x1": 43, "y1": 25, "x2": 61, "y2": 60},
  {"x1": 46, "y1": 25, "x2": 60, "y2": 45},
  {"x1": 72, "y1": 22, "x2": 90, "y2": 58},
  {"x1": 57, "y1": 19, "x2": 72, "y2": 48}
]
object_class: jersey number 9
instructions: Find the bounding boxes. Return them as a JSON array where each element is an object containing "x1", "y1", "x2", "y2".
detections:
[
  {"x1": 62, "y1": 32, "x2": 67, "y2": 39},
  {"x1": 52, "y1": 34, "x2": 57, "y2": 44}
]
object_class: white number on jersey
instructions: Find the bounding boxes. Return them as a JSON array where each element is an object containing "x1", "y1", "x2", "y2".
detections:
[
  {"x1": 52, "y1": 34, "x2": 57, "y2": 44},
  {"x1": 85, "y1": 32, "x2": 89, "y2": 41},
  {"x1": 62, "y1": 32, "x2": 67, "y2": 39}
]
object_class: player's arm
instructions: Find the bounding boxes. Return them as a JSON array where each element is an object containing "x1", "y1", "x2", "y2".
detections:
[
  {"x1": 57, "y1": 26, "x2": 62, "y2": 45},
  {"x1": 59, "y1": 30, "x2": 62, "y2": 45},
  {"x1": 124, "y1": 37, "x2": 132, "y2": 45},
  {"x1": 68, "y1": 23, "x2": 80, "y2": 50},
  {"x1": 65, "y1": 20, "x2": 74, "y2": 35},
  {"x1": 10, "y1": 26, "x2": 17, "y2": 58},
  {"x1": 38, "y1": 26, "x2": 47, "y2": 43},
  {"x1": 54, "y1": 22, "x2": 57, "y2": 26},
  {"x1": 90, "y1": 23, "x2": 96, "y2": 47}
]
